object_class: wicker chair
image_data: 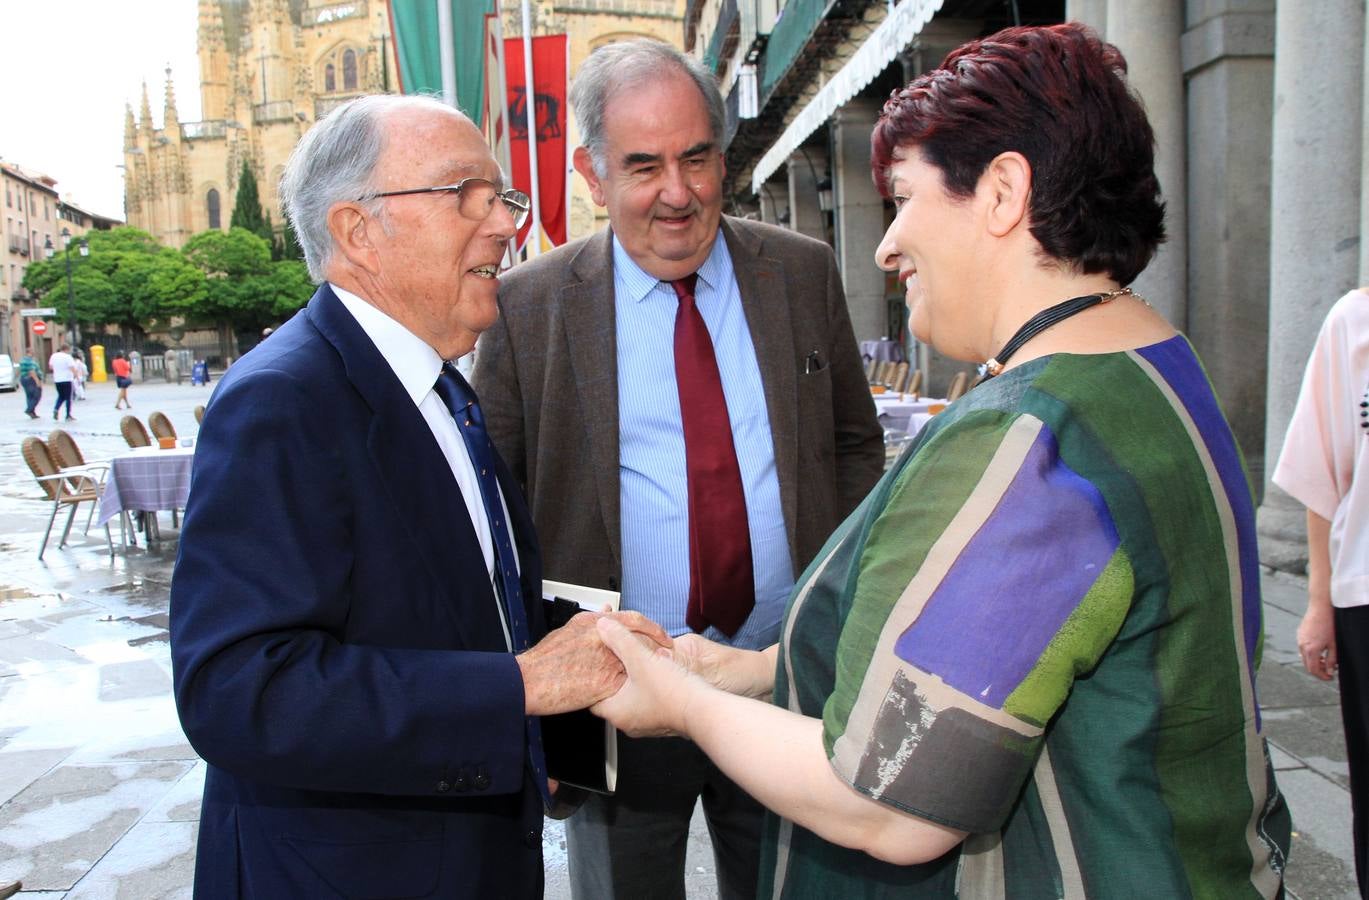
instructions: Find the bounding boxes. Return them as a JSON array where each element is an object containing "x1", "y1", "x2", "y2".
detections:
[
  {"x1": 890, "y1": 361, "x2": 910, "y2": 393},
  {"x1": 946, "y1": 371, "x2": 971, "y2": 403},
  {"x1": 906, "y1": 369, "x2": 923, "y2": 397},
  {"x1": 148, "y1": 411, "x2": 177, "y2": 441},
  {"x1": 47, "y1": 429, "x2": 109, "y2": 524},
  {"x1": 194, "y1": 404, "x2": 206, "y2": 425},
  {"x1": 121, "y1": 415, "x2": 152, "y2": 449},
  {"x1": 22, "y1": 436, "x2": 112, "y2": 559}
]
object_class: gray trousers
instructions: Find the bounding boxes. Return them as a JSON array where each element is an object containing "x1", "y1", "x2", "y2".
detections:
[{"x1": 565, "y1": 735, "x2": 764, "y2": 900}]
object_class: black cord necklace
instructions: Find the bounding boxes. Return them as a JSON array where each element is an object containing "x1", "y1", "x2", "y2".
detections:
[{"x1": 977, "y1": 287, "x2": 1134, "y2": 382}]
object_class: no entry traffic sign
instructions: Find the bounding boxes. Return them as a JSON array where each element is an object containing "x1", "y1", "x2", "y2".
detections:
[{"x1": 31, "y1": 320, "x2": 48, "y2": 336}]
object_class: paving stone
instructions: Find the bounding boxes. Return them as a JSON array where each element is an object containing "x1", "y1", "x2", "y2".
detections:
[
  {"x1": 0, "y1": 759, "x2": 193, "y2": 891},
  {"x1": 144, "y1": 761, "x2": 204, "y2": 824},
  {"x1": 0, "y1": 746, "x2": 72, "y2": 807},
  {"x1": 1280, "y1": 767, "x2": 1356, "y2": 877},
  {"x1": 1271, "y1": 743, "x2": 1308, "y2": 772},
  {"x1": 1260, "y1": 659, "x2": 1343, "y2": 710},
  {"x1": 1285, "y1": 829, "x2": 1359, "y2": 900},
  {"x1": 98, "y1": 660, "x2": 171, "y2": 702},
  {"x1": 1265, "y1": 706, "x2": 1351, "y2": 789},
  {"x1": 64, "y1": 819, "x2": 197, "y2": 900}
]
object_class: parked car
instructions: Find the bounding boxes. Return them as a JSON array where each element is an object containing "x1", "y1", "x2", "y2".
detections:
[{"x1": 0, "y1": 354, "x2": 16, "y2": 392}]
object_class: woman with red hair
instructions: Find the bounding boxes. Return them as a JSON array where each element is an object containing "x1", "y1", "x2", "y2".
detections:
[{"x1": 593, "y1": 23, "x2": 1290, "y2": 897}]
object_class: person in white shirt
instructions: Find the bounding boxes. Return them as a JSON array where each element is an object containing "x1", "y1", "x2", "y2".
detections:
[
  {"x1": 1273, "y1": 287, "x2": 1369, "y2": 894},
  {"x1": 48, "y1": 342, "x2": 76, "y2": 421}
]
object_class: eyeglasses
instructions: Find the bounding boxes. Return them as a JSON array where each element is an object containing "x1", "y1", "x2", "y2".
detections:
[{"x1": 364, "y1": 177, "x2": 530, "y2": 229}]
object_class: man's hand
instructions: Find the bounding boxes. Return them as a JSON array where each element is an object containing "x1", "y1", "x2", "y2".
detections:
[{"x1": 517, "y1": 611, "x2": 670, "y2": 716}]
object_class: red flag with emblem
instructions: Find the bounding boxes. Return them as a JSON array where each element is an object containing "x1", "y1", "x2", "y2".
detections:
[{"x1": 504, "y1": 34, "x2": 567, "y2": 248}]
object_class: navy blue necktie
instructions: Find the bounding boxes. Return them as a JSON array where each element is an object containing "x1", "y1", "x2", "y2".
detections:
[{"x1": 434, "y1": 363, "x2": 551, "y2": 806}]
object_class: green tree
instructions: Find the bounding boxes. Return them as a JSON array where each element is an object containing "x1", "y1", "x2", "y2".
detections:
[
  {"x1": 182, "y1": 227, "x2": 313, "y2": 329},
  {"x1": 21, "y1": 226, "x2": 205, "y2": 335},
  {"x1": 229, "y1": 160, "x2": 272, "y2": 244},
  {"x1": 279, "y1": 215, "x2": 304, "y2": 261}
]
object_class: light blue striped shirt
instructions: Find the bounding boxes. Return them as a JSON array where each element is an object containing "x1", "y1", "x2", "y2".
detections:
[{"x1": 615, "y1": 233, "x2": 793, "y2": 649}]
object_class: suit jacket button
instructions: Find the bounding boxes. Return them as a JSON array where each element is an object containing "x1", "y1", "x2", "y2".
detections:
[
  {"x1": 524, "y1": 829, "x2": 539, "y2": 848},
  {"x1": 453, "y1": 773, "x2": 470, "y2": 792},
  {"x1": 473, "y1": 773, "x2": 491, "y2": 791},
  {"x1": 436, "y1": 780, "x2": 451, "y2": 793}
]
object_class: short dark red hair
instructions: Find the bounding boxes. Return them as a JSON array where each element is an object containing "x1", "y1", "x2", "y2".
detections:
[{"x1": 871, "y1": 22, "x2": 1165, "y2": 285}]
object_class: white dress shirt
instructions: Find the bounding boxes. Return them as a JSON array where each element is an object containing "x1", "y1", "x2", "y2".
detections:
[{"x1": 333, "y1": 284, "x2": 518, "y2": 643}]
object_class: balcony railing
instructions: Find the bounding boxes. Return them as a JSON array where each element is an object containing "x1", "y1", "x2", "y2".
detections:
[
  {"x1": 181, "y1": 120, "x2": 227, "y2": 140},
  {"x1": 253, "y1": 101, "x2": 296, "y2": 124},
  {"x1": 8, "y1": 236, "x2": 29, "y2": 256},
  {"x1": 554, "y1": 0, "x2": 678, "y2": 16},
  {"x1": 303, "y1": 1, "x2": 366, "y2": 25}
]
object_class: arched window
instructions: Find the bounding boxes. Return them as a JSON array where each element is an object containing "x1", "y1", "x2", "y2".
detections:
[
  {"x1": 343, "y1": 50, "x2": 357, "y2": 91},
  {"x1": 325, "y1": 63, "x2": 336, "y2": 93},
  {"x1": 207, "y1": 189, "x2": 221, "y2": 230}
]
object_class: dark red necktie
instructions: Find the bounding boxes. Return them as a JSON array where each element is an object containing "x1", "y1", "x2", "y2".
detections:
[{"x1": 670, "y1": 274, "x2": 754, "y2": 637}]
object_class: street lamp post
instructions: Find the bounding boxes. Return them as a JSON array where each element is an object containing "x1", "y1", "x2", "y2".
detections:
[{"x1": 44, "y1": 227, "x2": 88, "y2": 349}]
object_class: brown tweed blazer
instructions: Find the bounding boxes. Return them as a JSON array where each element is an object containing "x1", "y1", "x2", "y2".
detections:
[{"x1": 471, "y1": 216, "x2": 884, "y2": 594}]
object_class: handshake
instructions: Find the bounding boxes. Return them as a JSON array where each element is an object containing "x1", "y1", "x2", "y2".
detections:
[{"x1": 515, "y1": 607, "x2": 777, "y2": 737}]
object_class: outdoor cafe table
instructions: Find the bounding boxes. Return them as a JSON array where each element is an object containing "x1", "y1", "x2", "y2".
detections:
[
  {"x1": 98, "y1": 443, "x2": 195, "y2": 545},
  {"x1": 874, "y1": 394, "x2": 947, "y2": 437}
]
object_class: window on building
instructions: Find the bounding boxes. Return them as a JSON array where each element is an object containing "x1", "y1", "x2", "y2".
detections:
[
  {"x1": 4, "y1": 183, "x2": 10, "y2": 207},
  {"x1": 207, "y1": 188, "x2": 221, "y2": 230},
  {"x1": 325, "y1": 63, "x2": 336, "y2": 92},
  {"x1": 43, "y1": 198, "x2": 49, "y2": 220},
  {"x1": 343, "y1": 49, "x2": 358, "y2": 91}
]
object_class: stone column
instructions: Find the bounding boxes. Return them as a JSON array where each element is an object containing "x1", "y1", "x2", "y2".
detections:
[
  {"x1": 1066, "y1": 0, "x2": 1107, "y2": 33},
  {"x1": 1259, "y1": 0, "x2": 1364, "y2": 570},
  {"x1": 1107, "y1": 0, "x2": 1187, "y2": 328},
  {"x1": 786, "y1": 148, "x2": 827, "y2": 243},
  {"x1": 1181, "y1": 4, "x2": 1274, "y2": 488},
  {"x1": 831, "y1": 98, "x2": 888, "y2": 342},
  {"x1": 758, "y1": 177, "x2": 786, "y2": 226}
]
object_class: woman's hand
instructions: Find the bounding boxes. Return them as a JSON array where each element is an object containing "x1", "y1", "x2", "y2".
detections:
[
  {"x1": 672, "y1": 634, "x2": 777, "y2": 699},
  {"x1": 591, "y1": 617, "x2": 706, "y2": 737},
  {"x1": 1298, "y1": 599, "x2": 1337, "y2": 680}
]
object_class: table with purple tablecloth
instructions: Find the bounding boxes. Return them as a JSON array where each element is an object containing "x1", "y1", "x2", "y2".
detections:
[{"x1": 98, "y1": 446, "x2": 195, "y2": 544}]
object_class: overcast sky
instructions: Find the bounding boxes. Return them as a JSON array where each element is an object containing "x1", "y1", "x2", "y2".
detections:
[{"x1": 2, "y1": 0, "x2": 203, "y2": 221}]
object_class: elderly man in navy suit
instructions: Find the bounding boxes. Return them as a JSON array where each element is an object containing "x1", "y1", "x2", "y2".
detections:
[{"x1": 170, "y1": 94, "x2": 665, "y2": 899}]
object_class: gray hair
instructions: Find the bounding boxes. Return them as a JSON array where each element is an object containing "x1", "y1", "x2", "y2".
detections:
[
  {"x1": 279, "y1": 94, "x2": 464, "y2": 281},
  {"x1": 569, "y1": 39, "x2": 725, "y2": 178}
]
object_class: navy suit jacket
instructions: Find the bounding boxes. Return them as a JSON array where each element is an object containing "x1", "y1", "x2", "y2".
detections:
[{"x1": 170, "y1": 285, "x2": 547, "y2": 899}]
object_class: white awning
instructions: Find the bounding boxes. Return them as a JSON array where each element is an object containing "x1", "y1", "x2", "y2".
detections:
[{"x1": 751, "y1": 0, "x2": 945, "y2": 194}]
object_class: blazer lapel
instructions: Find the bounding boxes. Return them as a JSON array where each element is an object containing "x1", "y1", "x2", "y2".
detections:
[
  {"x1": 562, "y1": 230, "x2": 623, "y2": 570},
  {"x1": 723, "y1": 218, "x2": 801, "y2": 569},
  {"x1": 306, "y1": 286, "x2": 499, "y2": 639}
]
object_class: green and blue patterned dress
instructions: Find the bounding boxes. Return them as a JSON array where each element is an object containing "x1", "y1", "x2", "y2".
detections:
[{"x1": 762, "y1": 336, "x2": 1291, "y2": 899}]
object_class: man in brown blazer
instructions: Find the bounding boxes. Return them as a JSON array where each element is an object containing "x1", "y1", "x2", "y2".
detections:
[{"x1": 472, "y1": 40, "x2": 884, "y2": 900}]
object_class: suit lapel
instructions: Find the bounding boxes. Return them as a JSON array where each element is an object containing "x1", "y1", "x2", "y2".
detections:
[
  {"x1": 723, "y1": 218, "x2": 801, "y2": 570},
  {"x1": 562, "y1": 230, "x2": 623, "y2": 570},
  {"x1": 306, "y1": 286, "x2": 499, "y2": 639}
]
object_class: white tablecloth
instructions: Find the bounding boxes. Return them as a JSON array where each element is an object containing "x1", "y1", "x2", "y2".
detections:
[
  {"x1": 876, "y1": 396, "x2": 947, "y2": 436},
  {"x1": 860, "y1": 338, "x2": 905, "y2": 364},
  {"x1": 98, "y1": 445, "x2": 195, "y2": 526}
]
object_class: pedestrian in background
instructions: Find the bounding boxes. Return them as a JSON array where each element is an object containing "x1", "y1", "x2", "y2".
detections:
[
  {"x1": 72, "y1": 350, "x2": 87, "y2": 401},
  {"x1": 1273, "y1": 286, "x2": 1369, "y2": 895},
  {"x1": 18, "y1": 351, "x2": 41, "y2": 419},
  {"x1": 48, "y1": 341, "x2": 76, "y2": 421},
  {"x1": 112, "y1": 350, "x2": 133, "y2": 409}
]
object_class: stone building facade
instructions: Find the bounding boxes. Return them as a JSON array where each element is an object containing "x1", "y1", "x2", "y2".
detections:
[
  {"x1": 1, "y1": 162, "x2": 118, "y2": 358},
  {"x1": 124, "y1": 0, "x2": 400, "y2": 248}
]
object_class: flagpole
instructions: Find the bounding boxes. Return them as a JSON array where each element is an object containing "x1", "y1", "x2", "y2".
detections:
[
  {"x1": 520, "y1": 0, "x2": 541, "y2": 258},
  {"x1": 491, "y1": 2, "x2": 518, "y2": 269},
  {"x1": 437, "y1": 0, "x2": 456, "y2": 107}
]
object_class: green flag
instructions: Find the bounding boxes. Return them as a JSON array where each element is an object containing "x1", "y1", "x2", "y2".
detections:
[{"x1": 389, "y1": 0, "x2": 496, "y2": 127}]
